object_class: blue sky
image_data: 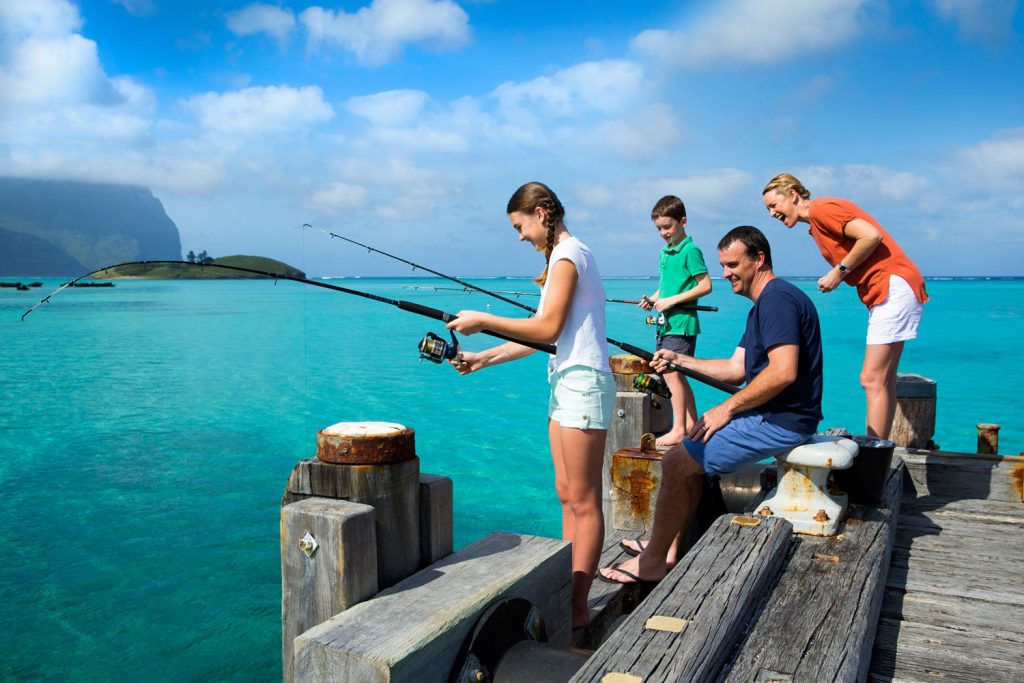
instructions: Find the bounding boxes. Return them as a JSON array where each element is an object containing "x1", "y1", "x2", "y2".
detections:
[{"x1": 1, "y1": 0, "x2": 1022, "y2": 277}]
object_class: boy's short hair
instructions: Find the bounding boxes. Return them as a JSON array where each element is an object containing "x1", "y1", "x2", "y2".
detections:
[{"x1": 651, "y1": 195, "x2": 686, "y2": 221}]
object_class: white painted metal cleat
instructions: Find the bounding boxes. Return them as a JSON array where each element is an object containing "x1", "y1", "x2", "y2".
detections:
[{"x1": 755, "y1": 435, "x2": 858, "y2": 536}]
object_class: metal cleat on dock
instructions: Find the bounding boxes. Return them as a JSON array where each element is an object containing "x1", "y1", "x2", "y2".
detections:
[{"x1": 756, "y1": 435, "x2": 858, "y2": 536}]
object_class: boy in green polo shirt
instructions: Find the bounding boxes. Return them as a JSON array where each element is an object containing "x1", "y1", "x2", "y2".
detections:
[{"x1": 639, "y1": 195, "x2": 712, "y2": 446}]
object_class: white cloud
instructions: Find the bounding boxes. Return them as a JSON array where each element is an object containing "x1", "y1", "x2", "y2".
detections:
[
  {"x1": 575, "y1": 168, "x2": 754, "y2": 220},
  {"x1": 493, "y1": 60, "x2": 644, "y2": 119},
  {"x1": 184, "y1": 85, "x2": 334, "y2": 138},
  {"x1": 930, "y1": 0, "x2": 1018, "y2": 43},
  {"x1": 0, "y1": 0, "x2": 81, "y2": 40},
  {"x1": 951, "y1": 128, "x2": 1024, "y2": 194},
  {"x1": 0, "y1": 35, "x2": 122, "y2": 106},
  {"x1": 793, "y1": 165, "x2": 931, "y2": 203},
  {"x1": 632, "y1": 0, "x2": 871, "y2": 69},
  {"x1": 226, "y1": 3, "x2": 297, "y2": 46},
  {"x1": 347, "y1": 89, "x2": 430, "y2": 127},
  {"x1": 586, "y1": 104, "x2": 681, "y2": 161},
  {"x1": 305, "y1": 181, "x2": 371, "y2": 215},
  {"x1": 300, "y1": 0, "x2": 471, "y2": 66},
  {"x1": 112, "y1": 0, "x2": 156, "y2": 18}
]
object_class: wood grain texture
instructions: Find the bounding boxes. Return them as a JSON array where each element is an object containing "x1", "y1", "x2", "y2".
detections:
[
  {"x1": 281, "y1": 498, "x2": 378, "y2": 683},
  {"x1": 721, "y1": 462, "x2": 904, "y2": 683},
  {"x1": 603, "y1": 391, "x2": 672, "y2": 536},
  {"x1": 898, "y1": 449, "x2": 1024, "y2": 503},
  {"x1": 418, "y1": 473, "x2": 453, "y2": 568},
  {"x1": 283, "y1": 457, "x2": 422, "y2": 589},
  {"x1": 570, "y1": 515, "x2": 793, "y2": 683},
  {"x1": 293, "y1": 532, "x2": 571, "y2": 683}
]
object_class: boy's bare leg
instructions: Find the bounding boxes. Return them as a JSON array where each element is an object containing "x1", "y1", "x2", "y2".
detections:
[{"x1": 656, "y1": 371, "x2": 695, "y2": 446}]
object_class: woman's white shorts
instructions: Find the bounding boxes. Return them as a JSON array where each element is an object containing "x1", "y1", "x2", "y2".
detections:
[
  {"x1": 548, "y1": 364, "x2": 616, "y2": 430},
  {"x1": 866, "y1": 275, "x2": 923, "y2": 345}
]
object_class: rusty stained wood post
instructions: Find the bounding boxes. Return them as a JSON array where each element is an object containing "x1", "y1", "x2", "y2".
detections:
[
  {"x1": 890, "y1": 373, "x2": 937, "y2": 449},
  {"x1": 602, "y1": 355, "x2": 672, "y2": 535},
  {"x1": 610, "y1": 435, "x2": 664, "y2": 533},
  {"x1": 281, "y1": 421, "x2": 438, "y2": 682},
  {"x1": 977, "y1": 423, "x2": 1001, "y2": 455}
]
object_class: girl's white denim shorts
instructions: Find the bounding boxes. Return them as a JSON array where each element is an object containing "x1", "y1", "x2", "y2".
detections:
[
  {"x1": 866, "y1": 275, "x2": 924, "y2": 345},
  {"x1": 548, "y1": 363, "x2": 616, "y2": 430}
]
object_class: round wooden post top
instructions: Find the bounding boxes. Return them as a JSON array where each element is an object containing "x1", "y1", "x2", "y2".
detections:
[
  {"x1": 610, "y1": 354, "x2": 653, "y2": 376},
  {"x1": 316, "y1": 421, "x2": 415, "y2": 464}
]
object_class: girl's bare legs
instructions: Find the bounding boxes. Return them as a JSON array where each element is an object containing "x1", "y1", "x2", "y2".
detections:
[
  {"x1": 861, "y1": 341, "x2": 905, "y2": 439},
  {"x1": 549, "y1": 419, "x2": 606, "y2": 629}
]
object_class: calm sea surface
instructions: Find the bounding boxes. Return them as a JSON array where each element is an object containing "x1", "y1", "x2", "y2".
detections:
[{"x1": 1, "y1": 276, "x2": 1021, "y2": 681}]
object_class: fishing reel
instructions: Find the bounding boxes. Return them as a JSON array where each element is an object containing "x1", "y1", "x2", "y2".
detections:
[
  {"x1": 418, "y1": 330, "x2": 462, "y2": 365},
  {"x1": 645, "y1": 313, "x2": 666, "y2": 326},
  {"x1": 633, "y1": 373, "x2": 671, "y2": 409}
]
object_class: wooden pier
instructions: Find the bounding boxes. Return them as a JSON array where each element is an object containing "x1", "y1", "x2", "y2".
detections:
[{"x1": 278, "y1": 369, "x2": 1023, "y2": 682}]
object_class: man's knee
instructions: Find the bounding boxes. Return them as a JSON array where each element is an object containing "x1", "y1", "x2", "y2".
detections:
[{"x1": 663, "y1": 443, "x2": 704, "y2": 479}]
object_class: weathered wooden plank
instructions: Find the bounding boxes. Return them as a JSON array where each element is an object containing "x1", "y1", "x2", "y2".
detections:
[
  {"x1": 418, "y1": 473, "x2": 453, "y2": 567},
  {"x1": 898, "y1": 497, "x2": 1024, "y2": 523},
  {"x1": 570, "y1": 514, "x2": 793, "y2": 683},
  {"x1": 282, "y1": 457, "x2": 355, "y2": 504},
  {"x1": 869, "y1": 616, "x2": 1022, "y2": 683},
  {"x1": 879, "y1": 588, "x2": 1024, "y2": 643},
  {"x1": 722, "y1": 462, "x2": 904, "y2": 683},
  {"x1": 885, "y1": 556, "x2": 1024, "y2": 607},
  {"x1": 893, "y1": 519, "x2": 1024, "y2": 563},
  {"x1": 293, "y1": 532, "x2": 571, "y2": 683},
  {"x1": 897, "y1": 449, "x2": 1024, "y2": 503},
  {"x1": 281, "y1": 498, "x2": 378, "y2": 683}
]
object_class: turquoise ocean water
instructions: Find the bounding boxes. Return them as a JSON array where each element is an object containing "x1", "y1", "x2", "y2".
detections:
[{"x1": 1, "y1": 276, "x2": 1021, "y2": 681}]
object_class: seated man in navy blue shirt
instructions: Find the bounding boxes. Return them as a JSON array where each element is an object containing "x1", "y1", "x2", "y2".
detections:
[{"x1": 601, "y1": 225, "x2": 823, "y2": 585}]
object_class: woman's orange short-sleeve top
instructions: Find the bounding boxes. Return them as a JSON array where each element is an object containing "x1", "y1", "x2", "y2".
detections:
[{"x1": 808, "y1": 198, "x2": 928, "y2": 309}]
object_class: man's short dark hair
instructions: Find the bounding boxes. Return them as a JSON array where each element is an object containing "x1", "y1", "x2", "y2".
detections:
[
  {"x1": 651, "y1": 195, "x2": 686, "y2": 221},
  {"x1": 718, "y1": 226, "x2": 773, "y2": 269}
]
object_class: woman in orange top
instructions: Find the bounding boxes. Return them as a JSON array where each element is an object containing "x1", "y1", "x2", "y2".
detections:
[{"x1": 762, "y1": 173, "x2": 927, "y2": 440}]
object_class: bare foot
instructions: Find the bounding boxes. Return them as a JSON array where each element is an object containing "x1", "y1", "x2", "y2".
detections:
[{"x1": 655, "y1": 429, "x2": 686, "y2": 447}]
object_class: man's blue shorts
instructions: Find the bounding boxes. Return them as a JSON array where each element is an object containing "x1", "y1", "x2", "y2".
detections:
[{"x1": 683, "y1": 411, "x2": 812, "y2": 476}]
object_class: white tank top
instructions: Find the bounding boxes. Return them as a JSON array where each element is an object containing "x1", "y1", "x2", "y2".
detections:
[{"x1": 538, "y1": 237, "x2": 611, "y2": 373}]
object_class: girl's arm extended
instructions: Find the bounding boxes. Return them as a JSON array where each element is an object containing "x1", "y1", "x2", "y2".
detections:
[{"x1": 446, "y1": 259, "x2": 578, "y2": 344}]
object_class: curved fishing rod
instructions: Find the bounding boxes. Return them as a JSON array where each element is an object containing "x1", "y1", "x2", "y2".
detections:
[
  {"x1": 19, "y1": 260, "x2": 556, "y2": 354},
  {"x1": 303, "y1": 227, "x2": 737, "y2": 395},
  {"x1": 403, "y1": 284, "x2": 718, "y2": 312},
  {"x1": 302, "y1": 223, "x2": 536, "y2": 315}
]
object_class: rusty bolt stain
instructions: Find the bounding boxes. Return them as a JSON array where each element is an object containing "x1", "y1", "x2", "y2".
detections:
[
  {"x1": 757, "y1": 505, "x2": 774, "y2": 516},
  {"x1": 812, "y1": 553, "x2": 840, "y2": 563},
  {"x1": 813, "y1": 509, "x2": 830, "y2": 522},
  {"x1": 1009, "y1": 463, "x2": 1024, "y2": 503}
]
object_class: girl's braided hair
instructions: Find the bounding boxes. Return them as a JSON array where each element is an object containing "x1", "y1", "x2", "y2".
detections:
[{"x1": 506, "y1": 181, "x2": 565, "y2": 286}]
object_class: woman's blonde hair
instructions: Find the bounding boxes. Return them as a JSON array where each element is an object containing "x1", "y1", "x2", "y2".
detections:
[
  {"x1": 506, "y1": 181, "x2": 565, "y2": 286},
  {"x1": 762, "y1": 173, "x2": 811, "y2": 200}
]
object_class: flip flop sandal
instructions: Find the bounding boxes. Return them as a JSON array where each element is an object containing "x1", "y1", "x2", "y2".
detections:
[
  {"x1": 618, "y1": 538, "x2": 648, "y2": 557},
  {"x1": 596, "y1": 564, "x2": 660, "y2": 595}
]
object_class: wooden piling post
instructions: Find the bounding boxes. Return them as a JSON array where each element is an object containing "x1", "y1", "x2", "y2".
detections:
[
  {"x1": 281, "y1": 498, "x2": 377, "y2": 683},
  {"x1": 890, "y1": 373, "x2": 937, "y2": 449},
  {"x1": 977, "y1": 423, "x2": 1001, "y2": 455},
  {"x1": 603, "y1": 355, "x2": 672, "y2": 535}
]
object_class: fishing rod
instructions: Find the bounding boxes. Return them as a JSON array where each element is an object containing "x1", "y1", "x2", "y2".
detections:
[
  {"x1": 301, "y1": 223, "x2": 537, "y2": 315},
  {"x1": 19, "y1": 260, "x2": 556, "y2": 362},
  {"x1": 403, "y1": 284, "x2": 718, "y2": 312},
  {"x1": 303, "y1": 226, "x2": 738, "y2": 395}
]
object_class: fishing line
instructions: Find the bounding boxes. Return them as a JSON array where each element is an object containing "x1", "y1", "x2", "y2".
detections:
[
  {"x1": 301, "y1": 225, "x2": 738, "y2": 396},
  {"x1": 21, "y1": 260, "x2": 557, "y2": 356},
  {"x1": 402, "y1": 284, "x2": 718, "y2": 312}
]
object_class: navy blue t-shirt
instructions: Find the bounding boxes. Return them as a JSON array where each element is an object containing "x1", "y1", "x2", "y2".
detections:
[{"x1": 738, "y1": 278, "x2": 823, "y2": 434}]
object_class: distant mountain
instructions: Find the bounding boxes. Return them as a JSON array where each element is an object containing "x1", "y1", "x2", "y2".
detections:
[
  {"x1": 0, "y1": 177, "x2": 182, "y2": 276},
  {"x1": 98, "y1": 255, "x2": 305, "y2": 279}
]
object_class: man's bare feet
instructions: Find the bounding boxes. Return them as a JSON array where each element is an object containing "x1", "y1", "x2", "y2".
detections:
[
  {"x1": 619, "y1": 538, "x2": 677, "y2": 570},
  {"x1": 597, "y1": 555, "x2": 665, "y2": 585}
]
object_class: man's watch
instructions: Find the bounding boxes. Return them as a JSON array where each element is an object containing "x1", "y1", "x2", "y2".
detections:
[{"x1": 837, "y1": 262, "x2": 849, "y2": 275}]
